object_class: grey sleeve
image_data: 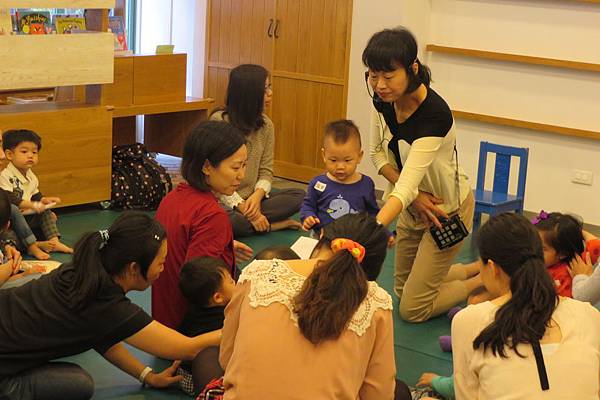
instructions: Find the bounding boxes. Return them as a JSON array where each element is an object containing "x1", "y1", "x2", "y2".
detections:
[{"x1": 572, "y1": 265, "x2": 600, "y2": 304}]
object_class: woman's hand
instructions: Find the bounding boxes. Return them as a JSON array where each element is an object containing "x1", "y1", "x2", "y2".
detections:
[
  {"x1": 410, "y1": 191, "x2": 448, "y2": 228},
  {"x1": 41, "y1": 197, "x2": 61, "y2": 205},
  {"x1": 233, "y1": 240, "x2": 253, "y2": 261},
  {"x1": 250, "y1": 213, "x2": 270, "y2": 233},
  {"x1": 243, "y1": 189, "x2": 265, "y2": 220},
  {"x1": 145, "y1": 361, "x2": 183, "y2": 388},
  {"x1": 569, "y1": 253, "x2": 594, "y2": 277},
  {"x1": 416, "y1": 372, "x2": 439, "y2": 387}
]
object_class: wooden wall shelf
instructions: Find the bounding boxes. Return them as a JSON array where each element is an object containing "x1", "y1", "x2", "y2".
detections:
[
  {"x1": 452, "y1": 110, "x2": 600, "y2": 141},
  {"x1": 112, "y1": 97, "x2": 213, "y2": 118},
  {"x1": 427, "y1": 44, "x2": 600, "y2": 74},
  {"x1": 0, "y1": 0, "x2": 114, "y2": 7},
  {"x1": 0, "y1": 33, "x2": 114, "y2": 90}
]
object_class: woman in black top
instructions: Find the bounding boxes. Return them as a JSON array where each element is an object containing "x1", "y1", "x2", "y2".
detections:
[
  {"x1": 0, "y1": 212, "x2": 220, "y2": 400},
  {"x1": 363, "y1": 28, "x2": 481, "y2": 322}
]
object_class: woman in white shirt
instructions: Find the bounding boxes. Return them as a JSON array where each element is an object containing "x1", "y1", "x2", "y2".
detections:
[
  {"x1": 362, "y1": 27, "x2": 480, "y2": 322},
  {"x1": 452, "y1": 212, "x2": 600, "y2": 400}
]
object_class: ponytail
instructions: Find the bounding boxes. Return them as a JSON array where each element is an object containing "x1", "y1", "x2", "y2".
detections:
[
  {"x1": 473, "y1": 213, "x2": 558, "y2": 357},
  {"x1": 63, "y1": 211, "x2": 166, "y2": 310},
  {"x1": 415, "y1": 59, "x2": 431, "y2": 88},
  {"x1": 294, "y1": 251, "x2": 368, "y2": 344},
  {"x1": 473, "y1": 257, "x2": 557, "y2": 357},
  {"x1": 292, "y1": 213, "x2": 388, "y2": 345},
  {"x1": 65, "y1": 231, "x2": 109, "y2": 310}
]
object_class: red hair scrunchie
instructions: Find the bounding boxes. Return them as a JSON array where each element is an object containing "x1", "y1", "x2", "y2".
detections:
[{"x1": 331, "y1": 238, "x2": 366, "y2": 263}]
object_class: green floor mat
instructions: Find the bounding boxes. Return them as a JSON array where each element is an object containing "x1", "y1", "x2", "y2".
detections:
[{"x1": 46, "y1": 208, "x2": 476, "y2": 398}]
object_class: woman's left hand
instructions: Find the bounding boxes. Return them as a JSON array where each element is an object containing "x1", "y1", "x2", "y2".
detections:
[
  {"x1": 233, "y1": 240, "x2": 254, "y2": 261},
  {"x1": 569, "y1": 253, "x2": 594, "y2": 277},
  {"x1": 243, "y1": 189, "x2": 265, "y2": 220},
  {"x1": 410, "y1": 191, "x2": 448, "y2": 228},
  {"x1": 145, "y1": 361, "x2": 183, "y2": 388}
]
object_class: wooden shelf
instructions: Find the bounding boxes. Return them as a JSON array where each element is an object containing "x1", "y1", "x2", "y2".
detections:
[
  {"x1": 0, "y1": 0, "x2": 114, "y2": 7},
  {"x1": 0, "y1": 101, "x2": 106, "y2": 114},
  {"x1": 0, "y1": 33, "x2": 114, "y2": 90},
  {"x1": 427, "y1": 44, "x2": 600, "y2": 74},
  {"x1": 452, "y1": 110, "x2": 600, "y2": 141},
  {"x1": 112, "y1": 97, "x2": 214, "y2": 118}
]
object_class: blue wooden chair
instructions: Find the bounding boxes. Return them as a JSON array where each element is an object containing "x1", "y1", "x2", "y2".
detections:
[{"x1": 473, "y1": 141, "x2": 529, "y2": 230}]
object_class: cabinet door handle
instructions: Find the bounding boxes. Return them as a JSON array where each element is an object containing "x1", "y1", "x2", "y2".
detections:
[
  {"x1": 267, "y1": 18, "x2": 274, "y2": 37},
  {"x1": 274, "y1": 19, "x2": 280, "y2": 38}
]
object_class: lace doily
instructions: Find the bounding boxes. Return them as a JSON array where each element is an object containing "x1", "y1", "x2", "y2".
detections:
[{"x1": 238, "y1": 259, "x2": 393, "y2": 336}]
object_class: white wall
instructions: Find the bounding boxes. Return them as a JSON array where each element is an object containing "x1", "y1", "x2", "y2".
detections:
[
  {"x1": 137, "y1": 0, "x2": 206, "y2": 97},
  {"x1": 346, "y1": 0, "x2": 600, "y2": 225}
]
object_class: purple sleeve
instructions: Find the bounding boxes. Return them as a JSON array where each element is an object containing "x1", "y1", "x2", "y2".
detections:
[
  {"x1": 364, "y1": 177, "x2": 380, "y2": 217},
  {"x1": 299, "y1": 178, "x2": 319, "y2": 222}
]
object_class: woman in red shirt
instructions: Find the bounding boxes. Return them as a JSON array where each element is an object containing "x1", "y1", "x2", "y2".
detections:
[{"x1": 153, "y1": 121, "x2": 253, "y2": 329}]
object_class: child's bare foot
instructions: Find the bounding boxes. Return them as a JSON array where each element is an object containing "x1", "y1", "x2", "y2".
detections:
[
  {"x1": 49, "y1": 238, "x2": 73, "y2": 254},
  {"x1": 27, "y1": 243, "x2": 50, "y2": 260},
  {"x1": 270, "y1": 219, "x2": 302, "y2": 232},
  {"x1": 37, "y1": 241, "x2": 55, "y2": 253}
]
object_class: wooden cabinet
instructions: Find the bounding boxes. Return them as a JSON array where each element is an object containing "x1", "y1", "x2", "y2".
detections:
[
  {"x1": 205, "y1": 0, "x2": 352, "y2": 182},
  {"x1": 0, "y1": 104, "x2": 113, "y2": 207}
]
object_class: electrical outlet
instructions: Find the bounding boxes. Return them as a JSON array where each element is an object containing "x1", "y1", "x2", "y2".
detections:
[{"x1": 572, "y1": 169, "x2": 593, "y2": 186}]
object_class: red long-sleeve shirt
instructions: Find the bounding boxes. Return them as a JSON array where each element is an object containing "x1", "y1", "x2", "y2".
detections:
[
  {"x1": 152, "y1": 183, "x2": 235, "y2": 328},
  {"x1": 547, "y1": 262, "x2": 572, "y2": 297}
]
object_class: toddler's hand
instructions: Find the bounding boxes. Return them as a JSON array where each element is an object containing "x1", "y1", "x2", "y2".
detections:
[
  {"x1": 416, "y1": 372, "x2": 439, "y2": 387},
  {"x1": 387, "y1": 235, "x2": 396, "y2": 248},
  {"x1": 569, "y1": 253, "x2": 593, "y2": 277},
  {"x1": 302, "y1": 216, "x2": 320, "y2": 231}
]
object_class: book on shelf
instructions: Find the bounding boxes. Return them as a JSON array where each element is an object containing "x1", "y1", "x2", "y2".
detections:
[
  {"x1": 0, "y1": 8, "x2": 12, "y2": 35},
  {"x1": 108, "y1": 15, "x2": 128, "y2": 51},
  {"x1": 16, "y1": 10, "x2": 52, "y2": 34},
  {"x1": 5, "y1": 95, "x2": 51, "y2": 104},
  {"x1": 54, "y1": 16, "x2": 86, "y2": 34}
]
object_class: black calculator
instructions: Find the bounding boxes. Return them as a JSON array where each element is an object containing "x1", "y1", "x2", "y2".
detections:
[{"x1": 429, "y1": 214, "x2": 469, "y2": 250}]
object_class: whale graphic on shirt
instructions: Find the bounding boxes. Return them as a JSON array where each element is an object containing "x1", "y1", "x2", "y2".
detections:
[{"x1": 327, "y1": 196, "x2": 357, "y2": 219}]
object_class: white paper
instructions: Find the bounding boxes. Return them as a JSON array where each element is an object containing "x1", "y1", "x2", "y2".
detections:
[{"x1": 290, "y1": 236, "x2": 318, "y2": 260}]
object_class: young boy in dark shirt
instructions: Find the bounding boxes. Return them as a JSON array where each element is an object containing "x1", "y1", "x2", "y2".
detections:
[{"x1": 177, "y1": 257, "x2": 236, "y2": 396}]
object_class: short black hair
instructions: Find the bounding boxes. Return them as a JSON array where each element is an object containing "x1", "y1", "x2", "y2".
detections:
[
  {"x1": 323, "y1": 120, "x2": 362, "y2": 147},
  {"x1": 535, "y1": 212, "x2": 584, "y2": 263},
  {"x1": 362, "y1": 27, "x2": 431, "y2": 93},
  {"x1": 0, "y1": 190, "x2": 11, "y2": 229},
  {"x1": 2, "y1": 129, "x2": 42, "y2": 151},
  {"x1": 179, "y1": 257, "x2": 230, "y2": 307},
  {"x1": 255, "y1": 245, "x2": 300, "y2": 260},
  {"x1": 181, "y1": 121, "x2": 246, "y2": 192}
]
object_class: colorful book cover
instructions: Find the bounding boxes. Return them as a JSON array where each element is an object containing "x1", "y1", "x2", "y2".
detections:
[
  {"x1": 108, "y1": 15, "x2": 128, "y2": 51},
  {"x1": 0, "y1": 8, "x2": 12, "y2": 35},
  {"x1": 16, "y1": 10, "x2": 51, "y2": 34},
  {"x1": 55, "y1": 16, "x2": 86, "y2": 34}
]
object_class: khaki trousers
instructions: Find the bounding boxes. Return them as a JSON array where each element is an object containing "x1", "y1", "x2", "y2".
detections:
[{"x1": 394, "y1": 192, "x2": 475, "y2": 322}]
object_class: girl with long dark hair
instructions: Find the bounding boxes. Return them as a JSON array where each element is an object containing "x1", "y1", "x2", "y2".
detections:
[
  {"x1": 452, "y1": 213, "x2": 600, "y2": 399},
  {"x1": 210, "y1": 64, "x2": 305, "y2": 237}
]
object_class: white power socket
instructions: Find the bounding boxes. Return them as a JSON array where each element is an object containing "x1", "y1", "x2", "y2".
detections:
[{"x1": 572, "y1": 169, "x2": 594, "y2": 186}]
